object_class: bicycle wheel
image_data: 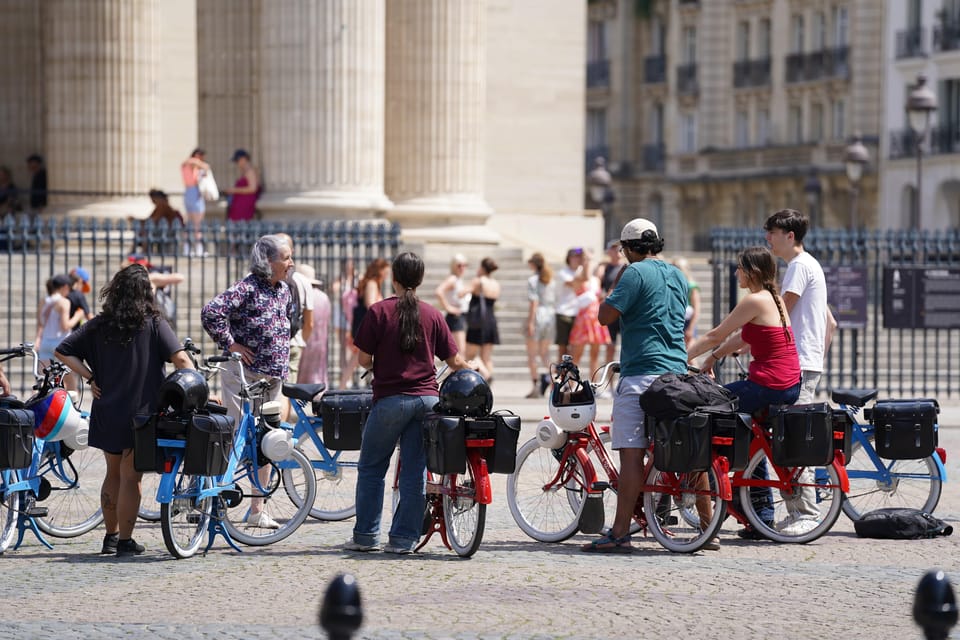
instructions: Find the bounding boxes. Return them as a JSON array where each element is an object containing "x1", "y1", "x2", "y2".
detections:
[
  {"x1": 643, "y1": 465, "x2": 725, "y2": 553},
  {"x1": 443, "y1": 464, "x2": 486, "y2": 557},
  {"x1": 223, "y1": 448, "x2": 317, "y2": 546},
  {"x1": 160, "y1": 467, "x2": 212, "y2": 559},
  {"x1": 506, "y1": 437, "x2": 586, "y2": 542},
  {"x1": 297, "y1": 437, "x2": 357, "y2": 520},
  {"x1": 841, "y1": 436, "x2": 942, "y2": 521},
  {"x1": 34, "y1": 443, "x2": 105, "y2": 538},
  {"x1": 0, "y1": 489, "x2": 20, "y2": 553},
  {"x1": 139, "y1": 472, "x2": 162, "y2": 522},
  {"x1": 737, "y1": 448, "x2": 843, "y2": 543}
]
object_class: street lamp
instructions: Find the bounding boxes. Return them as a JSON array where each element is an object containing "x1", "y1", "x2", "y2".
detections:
[
  {"x1": 844, "y1": 135, "x2": 869, "y2": 229},
  {"x1": 803, "y1": 170, "x2": 822, "y2": 225},
  {"x1": 906, "y1": 73, "x2": 938, "y2": 229},
  {"x1": 587, "y1": 156, "x2": 616, "y2": 242}
]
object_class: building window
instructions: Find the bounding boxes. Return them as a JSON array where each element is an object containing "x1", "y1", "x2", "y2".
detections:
[
  {"x1": 756, "y1": 108, "x2": 770, "y2": 146},
  {"x1": 651, "y1": 15, "x2": 666, "y2": 55},
  {"x1": 587, "y1": 108, "x2": 607, "y2": 150},
  {"x1": 682, "y1": 26, "x2": 697, "y2": 64},
  {"x1": 831, "y1": 99, "x2": 846, "y2": 140},
  {"x1": 650, "y1": 103, "x2": 664, "y2": 144},
  {"x1": 907, "y1": 0, "x2": 921, "y2": 30},
  {"x1": 736, "y1": 20, "x2": 751, "y2": 60},
  {"x1": 680, "y1": 112, "x2": 697, "y2": 153},
  {"x1": 810, "y1": 103, "x2": 824, "y2": 142},
  {"x1": 791, "y1": 14, "x2": 805, "y2": 54},
  {"x1": 832, "y1": 5, "x2": 849, "y2": 47},
  {"x1": 735, "y1": 110, "x2": 750, "y2": 147},
  {"x1": 813, "y1": 12, "x2": 827, "y2": 50},
  {"x1": 588, "y1": 21, "x2": 607, "y2": 62},
  {"x1": 788, "y1": 105, "x2": 803, "y2": 143},
  {"x1": 758, "y1": 18, "x2": 772, "y2": 58},
  {"x1": 939, "y1": 78, "x2": 960, "y2": 141}
]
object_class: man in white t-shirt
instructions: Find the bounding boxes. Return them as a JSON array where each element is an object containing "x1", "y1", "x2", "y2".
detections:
[
  {"x1": 763, "y1": 209, "x2": 838, "y2": 533},
  {"x1": 554, "y1": 247, "x2": 588, "y2": 358},
  {"x1": 764, "y1": 209, "x2": 837, "y2": 403},
  {"x1": 277, "y1": 233, "x2": 315, "y2": 422}
]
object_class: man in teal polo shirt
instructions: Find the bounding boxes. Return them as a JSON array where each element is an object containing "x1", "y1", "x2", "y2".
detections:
[{"x1": 582, "y1": 218, "x2": 691, "y2": 553}]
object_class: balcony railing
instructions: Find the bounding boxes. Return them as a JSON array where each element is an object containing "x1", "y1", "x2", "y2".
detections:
[
  {"x1": 676, "y1": 63, "x2": 697, "y2": 95},
  {"x1": 933, "y1": 19, "x2": 960, "y2": 52},
  {"x1": 733, "y1": 57, "x2": 771, "y2": 88},
  {"x1": 641, "y1": 143, "x2": 665, "y2": 172},
  {"x1": 896, "y1": 27, "x2": 926, "y2": 59},
  {"x1": 785, "y1": 47, "x2": 850, "y2": 83},
  {"x1": 587, "y1": 59, "x2": 610, "y2": 88},
  {"x1": 644, "y1": 55, "x2": 666, "y2": 83},
  {"x1": 931, "y1": 126, "x2": 960, "y2": 154},
  {"x1": 890, "y1": 127, "x2": 960, "y2": 159}
]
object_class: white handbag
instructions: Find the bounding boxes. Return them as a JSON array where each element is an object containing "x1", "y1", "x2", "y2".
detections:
[{"x1": 198, "y1": 170, "x2": 219, "y2": 201}]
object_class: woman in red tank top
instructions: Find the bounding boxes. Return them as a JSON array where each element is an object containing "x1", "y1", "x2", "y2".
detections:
[{"x1": 686, "y1": 246, "x2": 800, "y2": 413}]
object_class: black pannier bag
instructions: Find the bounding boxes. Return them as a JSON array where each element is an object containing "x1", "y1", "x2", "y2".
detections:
[
  {"x1": 709, "y1": 411, "x2": 752, "y2": 471},
  {"x1": 853, "y1": 507, "x2": 953, "y2": 539},
  {"x1": 423, "y1": 414, "x2": 466, "y2": 475},
  {"x1": 315, "y1": 390, "x2": 372, "y2": 451},
  {"x1": 183, "y1": 412, "x2": 235, "y2": 476},
  {"x1": 649, "y1": 411, "x2": 712, "y2": 473},
  {"x1": 640, "y1": 372, "x2": 738, "y2": 421},
  {"x1": 132, "y1": 414, "x2": 191, "y2": 473},
  {"x1": 482, "y1": 412, "x2": 521, "y2": 474},
  {"x1": 0, "y1": 406, "x2": 35, "y2": 470},
  {"x1": 871, "y1": 399, "x2": 938, "y2": 460},
  {"x1": 831, "y1": 409, "x2": 854, "y2": 463},
  {"x1": 771, "y1": 402, "x2": 834, "y2": 467}
]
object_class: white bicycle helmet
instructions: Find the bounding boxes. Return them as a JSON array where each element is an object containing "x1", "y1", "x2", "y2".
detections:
[{"x1": 548, "y1": 375, "x2": 596, "y2": 432}]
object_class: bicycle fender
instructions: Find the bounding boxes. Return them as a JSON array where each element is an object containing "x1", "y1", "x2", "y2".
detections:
[
  {"x1": 933, "y1": 448, "x2": 948, "y2": 482},
  {"x1": 574, "y1": 448, "x2": 599, "y2": 487},
  {"x1": 712, "y1": 457, "x2": 732, "y2": 501},
  {"x1": 156, "y1": 453, "x2": 183, "y2": 503},
  {"x1": 469, "y1": 453, "x2": 493, "y2": 505},
  {"x1": 832, "y1": 460, "x2": 850, "y2": 494}
]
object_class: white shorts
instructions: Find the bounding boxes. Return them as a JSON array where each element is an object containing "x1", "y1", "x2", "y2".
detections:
[{"x1": 611, "y1": 374, "x2": 658, "y2": 450}]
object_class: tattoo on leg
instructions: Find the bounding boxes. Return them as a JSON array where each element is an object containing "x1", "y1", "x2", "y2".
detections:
[{"x1": 101, "y1": 490, "x2": 116, "y2": 511}]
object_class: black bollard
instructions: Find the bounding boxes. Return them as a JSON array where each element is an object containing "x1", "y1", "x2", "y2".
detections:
[
  {"x1": 914, "y1": 569, "x2": 958, "y2": 640},
  {"x1": 319, "y1": 573, "x2": 363, "y2": 640}
]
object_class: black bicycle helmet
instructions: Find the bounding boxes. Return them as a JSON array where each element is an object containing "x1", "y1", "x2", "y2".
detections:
[
  {"x1": 157, "y1": 369, "x2": 209, "y2": 415},
  {"x1": 438, "y1": 370, "x2": 493, "y2": 417}
]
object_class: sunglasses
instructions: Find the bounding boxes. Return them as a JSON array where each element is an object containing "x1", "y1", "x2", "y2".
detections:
[{"x1": 571, "y1": 248, "x2": 584, "y2": 255}]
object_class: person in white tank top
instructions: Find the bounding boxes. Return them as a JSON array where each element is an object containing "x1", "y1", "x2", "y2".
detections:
[{"x1": 35, "y1": 274, "x2": 85, "y2": 365}]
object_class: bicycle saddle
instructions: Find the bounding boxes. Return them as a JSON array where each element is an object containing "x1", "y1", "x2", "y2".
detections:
[
  {"x1": 831, "y1": 388, "x2": 878, "y2": 407},
  {"x1": 282, "y1": 382, "x2": 326, "y2": 402}
]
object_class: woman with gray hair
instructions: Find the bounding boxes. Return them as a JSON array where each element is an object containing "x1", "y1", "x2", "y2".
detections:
[{"x1": 201, "y1": 234, "x2": 294, "y2": 530}]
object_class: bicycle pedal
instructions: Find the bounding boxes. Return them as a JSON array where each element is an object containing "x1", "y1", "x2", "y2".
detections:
[
  {"x1": 591, "y1": 481, "x2": 610, "y2": 492},
  {"x1": 25, "y1": 505, "x2": 48, "y2": 518}
]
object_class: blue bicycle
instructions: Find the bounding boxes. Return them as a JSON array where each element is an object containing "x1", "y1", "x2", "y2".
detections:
[
  {"x1": 153, "y1": 350, "x2": 317, "y2": 558},
  {"x1": 831, "y1": 388, "x2": 946, "y2": 521}
]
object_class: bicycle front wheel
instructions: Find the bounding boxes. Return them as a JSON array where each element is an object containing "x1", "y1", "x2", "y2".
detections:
[
  {"x1": 223, "y1": 448, "x2": 317, "y2": 546},
  {"x1": 297, "y1": 438, "x2": 357, "y2": 521},
  {"x1": 34, "y1": 443, "x2": 104, "y2": 538},
  {"x1": 139, "y1": 472, "x2": 162, "y2": 522},
  {"x1": 644, "y1": 464, "x2": 725, "y2": 553},
  {"x1": 738, "y1": 448, "x2": 843, "y2": 543},
  {"x1": 443, "y1": 464, "x2": 486, "y2": 557},
  {"x1": 506, "y1": 438, "x2": 586, "y2": 543},
  {"x1": 160, "y1": 467, "x2": 212, "y2": 559},
  {"x1": 841, "y1": 436, "x2": 942, "y2": 521}
]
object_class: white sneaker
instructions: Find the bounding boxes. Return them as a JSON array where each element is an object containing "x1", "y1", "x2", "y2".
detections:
[
  {"x1": 245, "y1": 512, "x2": 280, "y2": 529},
  {"x1": 779, "y1": 517, "x2": 819, "y2": 536}
]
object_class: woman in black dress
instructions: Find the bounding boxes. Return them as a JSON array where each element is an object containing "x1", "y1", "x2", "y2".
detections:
[
  {"x1": 57, "y1": 264, "x2": 193, "y2": 557},
  {"x1": 464, "y1": 257, "x2": 501, "y2": 382}
]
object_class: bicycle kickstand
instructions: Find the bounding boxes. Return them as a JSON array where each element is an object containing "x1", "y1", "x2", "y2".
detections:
[
  {"x1": 14, "y1": 512, "x2": 53, "y2": 551},
  {"x1": 203, "y1": 497, "x2": 243, "y2": 555}
]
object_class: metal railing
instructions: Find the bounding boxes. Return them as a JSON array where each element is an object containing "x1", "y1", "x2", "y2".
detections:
[
  {"x1": 0, "y1": 215, "x2": 401, "y2": 396},
  {"x1": 896, "y1": 26, "x2": 926, "y2": 58},
  {"x1": 933, "y1": 19, "x2": 960, "y2": 52},
  {"x1": 733, "y1": 57, "x2": 771, "y2": 88},
  {"x1": 587, "y1": 59, "x2": 611, "y2": 88},
  {"x1": 710, "y1": 227, "x2": 960, "y2": 398},
  {"x1": 644, "y1": 55, "x2": 666, "y2": 84},
  {"x1": 676, "y1": 63, "x2": 698, "y2": 95}
]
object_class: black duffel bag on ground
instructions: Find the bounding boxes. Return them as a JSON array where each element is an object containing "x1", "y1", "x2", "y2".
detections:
[{"x1": 853, "y1": 508, "x2": 953, "y2": 539}]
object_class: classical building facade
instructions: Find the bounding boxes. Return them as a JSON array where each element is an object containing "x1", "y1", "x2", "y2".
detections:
[
  {"x1": 0, "y1": 0, "x2": 599, "y2": 257},
  {"x1": 587, "y1": 0, "x2": 883, "y2": 251},
  {"x1": 883, "y1": 0, "x2": 960, "y2": 230}
]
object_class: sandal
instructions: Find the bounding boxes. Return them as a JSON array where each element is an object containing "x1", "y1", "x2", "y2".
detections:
[{"x1": 581, "y1": 532, "x2": 633, "y2": 554}]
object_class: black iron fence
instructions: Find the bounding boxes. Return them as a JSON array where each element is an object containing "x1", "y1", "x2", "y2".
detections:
[
  {"x1": 0, "y1": 215, "x2": 401, "y2": 396},
  {"x1": 710, "y1": 227, "x2": 960, "y2": 398}
]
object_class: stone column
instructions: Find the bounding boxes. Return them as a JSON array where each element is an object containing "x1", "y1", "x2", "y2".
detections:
[
  {"x1": 42, "y1": 0, "x2": 162, "y2": 213},
  {"x1": 0, "y1": 1, "x2": 44, "y2": 192},
  {"x1": 257, "y1": 0, "x2": 392, "y2": 215},
  {"x1": 384, "y1": 0, "x2": 493, "y2": 236}
]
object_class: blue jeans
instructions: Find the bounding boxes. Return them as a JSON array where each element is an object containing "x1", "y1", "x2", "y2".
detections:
[
  {"x1": 725, "y1": 380, "x2": 801, "y2": 524},
  {"x1": 352, "y1": 394, "x2": 437, "y2": 550}
]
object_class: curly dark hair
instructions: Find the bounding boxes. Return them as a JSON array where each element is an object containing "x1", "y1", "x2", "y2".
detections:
[{"x1": 99, "y1": 264, "x2": 160, "y2": 343}]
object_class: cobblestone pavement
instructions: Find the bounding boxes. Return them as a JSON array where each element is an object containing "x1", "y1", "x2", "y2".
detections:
[{"x1": 3, "y1": 394, "x2": 960, "y2": 639}]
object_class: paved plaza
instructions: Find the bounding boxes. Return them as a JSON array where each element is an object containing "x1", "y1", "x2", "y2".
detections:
[{"x1": 3, "y1": 392, "x2": 960, "y2": 640}]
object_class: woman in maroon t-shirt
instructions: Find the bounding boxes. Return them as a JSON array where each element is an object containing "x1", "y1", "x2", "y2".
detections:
[{"x1": 347, "y1": 252, "x2": 472, "y2": 554}]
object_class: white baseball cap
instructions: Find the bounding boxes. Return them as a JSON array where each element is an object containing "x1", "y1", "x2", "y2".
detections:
[{"x1": 620, "y1": 218, "x2": 659, "y2": 242}]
